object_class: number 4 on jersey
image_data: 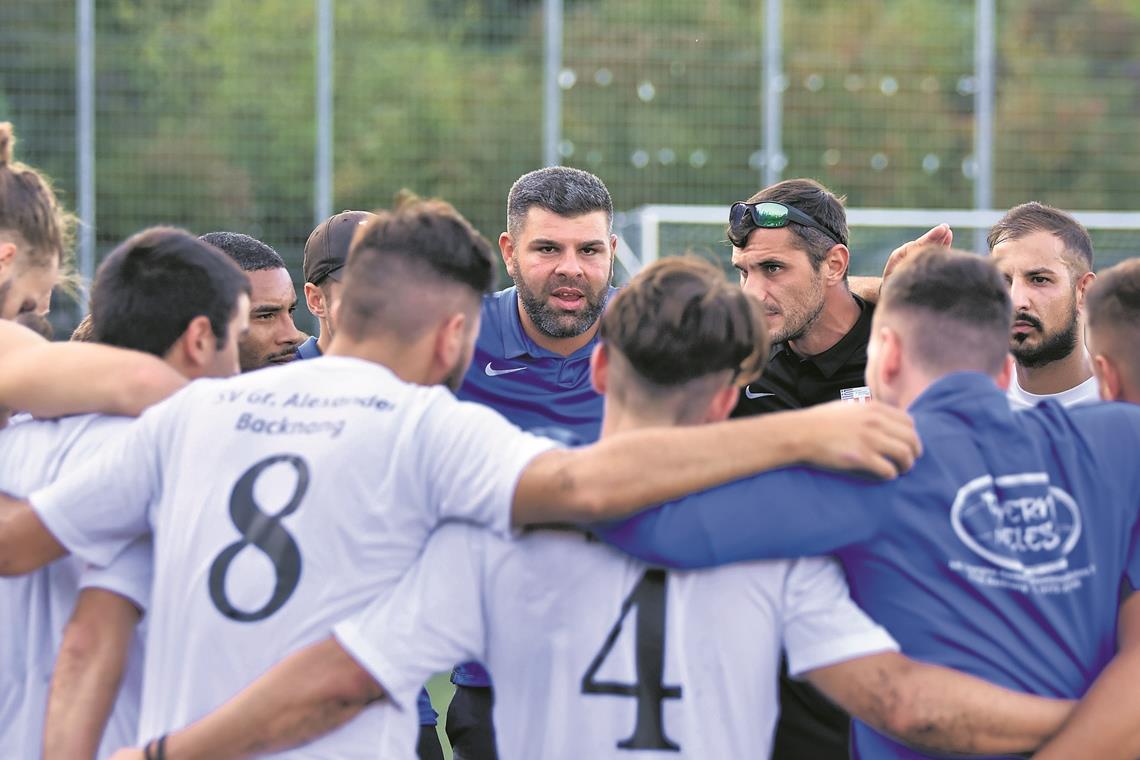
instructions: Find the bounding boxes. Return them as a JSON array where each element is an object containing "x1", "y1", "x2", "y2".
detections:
[{"x1": 581, "y1": 568, "x2": 683, "y2": 751}]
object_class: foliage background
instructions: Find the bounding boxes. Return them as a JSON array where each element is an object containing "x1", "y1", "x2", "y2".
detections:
[{"x1": 2, "y1": 0, "x2": 1138, "y2": 330}]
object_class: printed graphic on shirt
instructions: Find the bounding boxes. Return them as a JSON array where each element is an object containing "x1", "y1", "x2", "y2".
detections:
[
  {"x1": 839, "y1": 386, "x2": 872, "y2": 403},
  {"x1": 949, "y1": 472, "x2": 1089, "y2": 595}
]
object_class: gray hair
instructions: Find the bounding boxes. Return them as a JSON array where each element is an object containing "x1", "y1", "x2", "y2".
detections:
[{"x1": 506, "y1": 167, "x2": 613, "y2": 238}]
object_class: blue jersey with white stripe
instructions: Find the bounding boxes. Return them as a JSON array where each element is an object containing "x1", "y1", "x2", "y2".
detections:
[
  {"x1": 596, "y1": 372, "x2": 1140, "y2": 759},
  {"x1": 451, "y1": 285, "x2": 609, "y2": 686}
]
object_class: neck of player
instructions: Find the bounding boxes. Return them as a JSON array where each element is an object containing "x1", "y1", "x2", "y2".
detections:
[
  {"x1": 326, "y1": 333, "x2": 441, "y2": 386},
  {"x1": 788, "y1": 287, "x2": 861, "y2": 358},
  {"x1": 1015, "y1": 340, "x2": 1094, "y2": 396},
  {"x1": 517, "y1": 301, "x2": 601, "y2": 357}
]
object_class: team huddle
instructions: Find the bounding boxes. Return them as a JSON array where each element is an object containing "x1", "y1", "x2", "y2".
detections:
[{"x1": 2, "y1": 117, "x2": 1140, "y2": 760}]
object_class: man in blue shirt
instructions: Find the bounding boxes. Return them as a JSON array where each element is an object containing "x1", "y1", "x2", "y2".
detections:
[
  {"x1": 448, "y1": 166, "x2": 616, "y2": 758},
  {"x1": 597, "y1": 248, "x2": 1140, "y2": 759}
]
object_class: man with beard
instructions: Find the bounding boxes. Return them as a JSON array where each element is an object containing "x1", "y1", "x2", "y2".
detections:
[
  {"x1": 200, "y1": 232, "x2": 305, "y2": 372},
  {"x1": 446, "y1": 166, "x2": 616, "y2": 759},
  {"x1": 987, "y1": 202, "x2": 1099, "y2": 408},
  {"x1": 729, "y1": 179, "x2": 874, "y2": 418},
  {"x1": 726, "y1": 178, "x2": 883, "y2": 759}
]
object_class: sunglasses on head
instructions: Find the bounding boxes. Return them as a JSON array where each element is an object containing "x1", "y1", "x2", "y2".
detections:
[{"x1": 727, "y1": 201, "x2": 844, "y2": 248}]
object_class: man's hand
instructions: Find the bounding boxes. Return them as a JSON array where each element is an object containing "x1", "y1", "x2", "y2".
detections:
[
  {"x1": 884, "y1": 223, "x2": 953, "y2": 282},
  {"x1": 849, "y1": 224, "x2": 954, "y2": 304},
  {"x1": 791, "y1": 400, "x2": 922, "y2": 479}
]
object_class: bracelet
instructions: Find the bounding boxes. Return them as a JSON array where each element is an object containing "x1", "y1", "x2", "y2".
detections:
[{"x1": 144, "y1": 735, "x2": 168, "y2": 760}]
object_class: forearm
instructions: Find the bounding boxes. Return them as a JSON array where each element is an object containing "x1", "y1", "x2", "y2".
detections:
[
  {"x1": 154, "y1": 639, "x2": 383, "y2": 760},
  {"x1": 0, "y1": 494, "x2": 67, "y2": 575},
  {"x1": 0, "y1": 341, "x2": 185, "y2": 418},
  {"x1": 848, "y1": 276, "x2": 882, "y2": 303},
  {"x1": 514, "y1": 412, "x2": 812, "y2": 524},
  {"x1": 1034, "y1": 593, "x2": 1140, "y2": 759},
  {"x1": 44, "y1": 589, "x2": 139, "y2": 760},
  {"x1": 818, "y1": 656, "x2": 1071, "y2": 755}
]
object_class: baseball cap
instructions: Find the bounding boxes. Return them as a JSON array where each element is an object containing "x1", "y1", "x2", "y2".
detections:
[{"x1": 303, "y1": 210, "x2": 376, "y2": 285}]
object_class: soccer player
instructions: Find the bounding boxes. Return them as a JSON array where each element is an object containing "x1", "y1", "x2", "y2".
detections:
[
  {"x1": 0, "y1": 121, "x2": 183, "y2": 419},
  {"x1": 596, "y1": 247, "x2": 1140, "y2": 759},
  {"x1": 296, "y1": 210, "x2": 375, "y2": 359},
  {"x1": 854, "y1": 201, "x2": 1100, "y2": 409},
  {"x1": 988, "y1": 202, "x2": 1100, "y2": 407},
  {"x1": 0, "y1": 227, "x2": 250, "y2": 759},
  {"x1": 728, "y1": 179, "x2": 874, "y2": 418},
  {"x1": 200, "y1": 232, "x2": 305, "y2": 371},
  {"x1": 447, "y1": 165, "x2": 617, "y2": 757},
  {"x1": 1085, "y1": 257, "x2": 1140, "y2": 404},
  {"x1": 0, "y1": 197, "x2": 917, "y2": 759},
  {"x1": 99, "y1": 257, "x2": 1074, "y2": 760}
]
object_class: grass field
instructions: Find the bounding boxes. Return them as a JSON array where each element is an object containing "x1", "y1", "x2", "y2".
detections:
[{"x1": 426, "y1": 672, "x2": 457, "y2": 760}]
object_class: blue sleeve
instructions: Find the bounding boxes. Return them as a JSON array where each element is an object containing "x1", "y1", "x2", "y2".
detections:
[{"x1": 591, "y1": 466, "x2": 892, "y2": 569}]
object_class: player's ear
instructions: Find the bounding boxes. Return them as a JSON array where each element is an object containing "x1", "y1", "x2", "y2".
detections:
[
  {"x1": 1075, "y1": 270, "x2": 1096, "y2": 311},
  {"x1": 0, "y1": 240, "x2": 17, "y2": 276},
  {"x1": 995, "y1": 353, "x2": 1015, "y2": 391},
  {"x1": 1092, "y1": 353, "x2": 1123, "y2": 402},
  {"x1": 303, "y1": 282, "x2": 326, "y2": 319},
  {"x1": 435, "y1": 311, "x2": 467, "y2": 376},
  {"x1": 705, "y1": 380, "x2": 739, "y2": 423},
  {"x1": 172, "y1": 314, "x2": 216, "y2": 372},
  {"x1": 824, "y1": 244, "x2": 850, "y2": 285},
  {"x1": 498, "y1": 231, "x2": 516, "y2": 271},
  {"x1": 590, "y1": 342, "x2": 609, "y2": 395}
]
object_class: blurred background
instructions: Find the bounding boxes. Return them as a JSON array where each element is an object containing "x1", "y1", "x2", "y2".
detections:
[{"x1": 2, "y1": 0, "x2": 1139, "y2": 335}]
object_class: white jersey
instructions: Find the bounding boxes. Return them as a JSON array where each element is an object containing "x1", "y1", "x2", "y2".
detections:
[
  {"x1": 336, "y1": 524, "x2": 898, "y2": 759},
  {"x1": 0, "y1": 413, "x2": 146, "y2": 760},
  {"x1": 1007, "y1": 370, "x2": 1100, "y2": 409},
  {"x1": 30, "y1": 356, "x2": 555, "y2": 758}
]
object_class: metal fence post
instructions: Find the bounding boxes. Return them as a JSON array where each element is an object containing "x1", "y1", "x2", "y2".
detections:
[
  {"x1": 762, "y1": 0, "x2": 783, "y2": 188},
  {"x1": 315, "y1": 0, "x2": 333, "y2": 227},
  {"x1": 76, "y1": 0, "x2": 95, "y2": 311},
  {"x1": 974, "y1": 0, "x2": 996, "y2": 252},
  {"x1": 543, "y1": 0, "x2": 563, "y2": 168}
]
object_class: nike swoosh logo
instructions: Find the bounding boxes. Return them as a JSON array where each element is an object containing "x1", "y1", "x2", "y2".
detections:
[
  {"x1": 744, "y1": 387, "x2": 775, "y2": 399},
  {"x1": 485, "y1": 362, "x2": 527, "y2": 377}
]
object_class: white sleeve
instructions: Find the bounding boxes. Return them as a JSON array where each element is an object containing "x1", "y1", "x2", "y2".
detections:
[
  {"x1": 417, "y1": 394, "x2": 558, "y2": 536},
  {"x1": 79, "y1": 534, "x2": 152, "y2": 613},
  {"x1": 333, "y1": 523, "x2": 490, "y2": 711},
  {"x1": 28, "y1": 391, "x2": 181, "y2": 568},
  {"x1": 781, "y1": 557, "x2": 899, "y2": 678}
]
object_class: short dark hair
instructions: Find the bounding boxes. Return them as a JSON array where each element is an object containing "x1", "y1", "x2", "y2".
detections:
[
  {"x1": 506, "y1": 167, "x2": 613, "y2": 238},
  {"x1": 880, "y1": 247, "x2": 1012, "y2": 377},
  {"x1": 0, "y1": 122, "x2": 74, "y2": 269},
  {"x1": 601, "y1": 256, "x2": 767, "y2": 388},
  {"x1": 986, "y1": 202, "x2": 1093, "y2": 273},
  {"x1": 199, "y1": 231, "x2": 287, "y2": 273},
  {"x1": 744, "y1": 178, "x2": 848, "y2": 270},
  {"x1": 92, "y1": 227, "x2": 251, "y2": 356},
  {"x1": 339, "y1": 196, "x2": 495, "y2": 342},
  {"x1": 1086, "y1": 258, "x2": 1140, "y2": 375}
]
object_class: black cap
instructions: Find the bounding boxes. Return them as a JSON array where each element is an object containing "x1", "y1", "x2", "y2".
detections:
[{"x1": 303, "y1": 210, "x2": 376, "y2": 285}]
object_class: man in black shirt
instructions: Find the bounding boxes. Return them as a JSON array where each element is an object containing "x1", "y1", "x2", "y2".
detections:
[{"x1": 726, "y1": 178, "x2": 871, "y2": 758}]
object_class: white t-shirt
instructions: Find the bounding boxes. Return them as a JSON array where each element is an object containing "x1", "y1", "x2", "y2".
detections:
[
  {"x1": 0, "y1": 413, "x2": 146, "y2": 760},
  {"x1": 30, "y1": 356, "x2": 556, "y2": 758},
  {"x1": 1007, "y1": 371, "x2": 1101, "y2": 410},
  {"x1": 336, "y1": 524, "x2": 898, "y2": 759}
]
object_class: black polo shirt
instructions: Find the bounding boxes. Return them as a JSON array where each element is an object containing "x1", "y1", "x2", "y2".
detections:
[
  {"x1": 732, "y1": 295, "x2": 874, "y2": 417},
  {"x1": 731, "y1": 294, "x2": 874, "y2": 760}
]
